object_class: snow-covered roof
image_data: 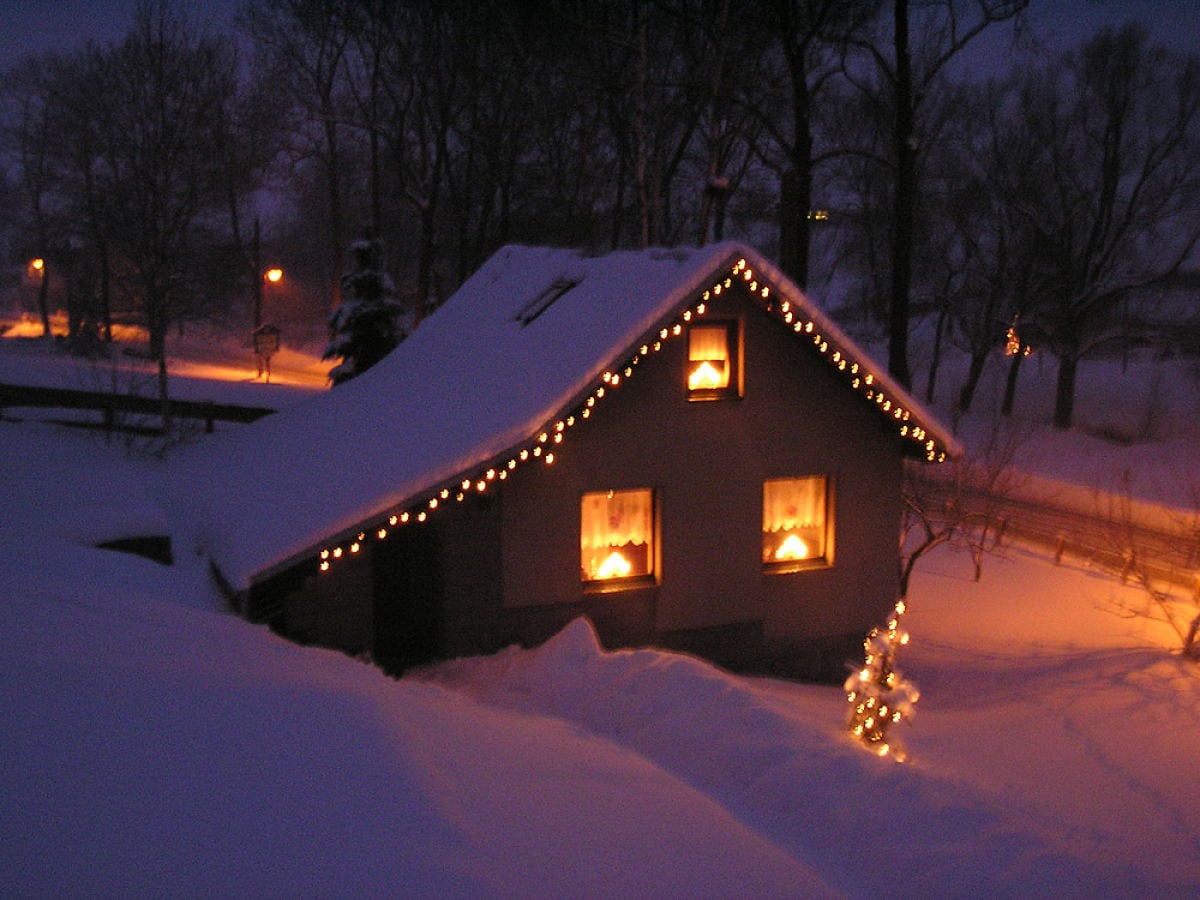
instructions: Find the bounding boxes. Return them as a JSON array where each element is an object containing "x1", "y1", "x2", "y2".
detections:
[{"x1": 187, "y1": 242, "x2": 960, "y2": 591}]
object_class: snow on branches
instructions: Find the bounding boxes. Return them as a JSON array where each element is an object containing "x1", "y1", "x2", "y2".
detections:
[{"x1": 323, "y1": 235, "x2": 405, "y2": 385}]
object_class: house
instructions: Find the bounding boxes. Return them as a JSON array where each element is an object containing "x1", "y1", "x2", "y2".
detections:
[{"x1": 191, "y1": 243, "x2": 960, "y2": 681}]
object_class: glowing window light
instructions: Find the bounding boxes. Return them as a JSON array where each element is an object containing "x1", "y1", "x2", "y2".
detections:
[
  {"x1": 581, "y1": 488, "x2": 654, "y2": 583},
  {"x1": 774, "y1": 534, "x2": 811, "y2": 561},
  {"x1": 763, "y1": 476, "x2": 828, "y2": 568},
  {"x1": 596, "y1": 551, "x2": 632, "y2": 579},
  {"x1": 688, "y1": 360, "x2": 725, "y2": 390},
  {"x1": 687, "y1": 322, "x2": 735, "y2": 396}
]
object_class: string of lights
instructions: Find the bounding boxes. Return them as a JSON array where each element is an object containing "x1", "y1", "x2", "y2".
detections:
[
  {"x1": 315, "y1": 256, "x2": 953, "y2": 575},
  {"x1": 844, "y1": 599, "x2": 919, "y2": 762}
]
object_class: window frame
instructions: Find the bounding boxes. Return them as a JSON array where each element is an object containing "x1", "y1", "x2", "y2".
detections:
[
  {"x1": 762, "y1": 475, "x2": 834, "y2": 574},
  {"x1": 685, "y1": 319, "x2": 742, "y2": 401},
  {"x1": 580, "y1": 487, "x2": 659, "y2": 592}
]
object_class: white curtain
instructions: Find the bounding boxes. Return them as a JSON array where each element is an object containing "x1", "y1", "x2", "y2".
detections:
[
  {"x1": 688, "y1": 324, "x2": 728, "y2": 362},
  {"x1": 581, "y1": 489, "x2": 653, "y2": 550},
  {"x1": 762, "y1": 477, "x2": 826, "y2": 533}
]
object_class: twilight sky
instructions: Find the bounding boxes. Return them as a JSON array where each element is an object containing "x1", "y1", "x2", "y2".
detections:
[{"x1": 0, "y1": 1, "x2": 1196, "y2": 79}]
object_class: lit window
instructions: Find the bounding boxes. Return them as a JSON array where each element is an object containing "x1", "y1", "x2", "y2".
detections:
[
  {"x1": 763, "y1": 476, "x2": 830, "y2": 570},
  {"x1": 687, "y1": 321, "x2": 739, "y2": 399},
  {"x1": 581, "y1": 489, "x2": 655, "y2": 585}
]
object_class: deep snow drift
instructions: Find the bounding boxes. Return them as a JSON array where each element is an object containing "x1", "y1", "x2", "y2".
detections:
[{"x1": 2, "y1": 327, "x2": 1198, "y2": 896}]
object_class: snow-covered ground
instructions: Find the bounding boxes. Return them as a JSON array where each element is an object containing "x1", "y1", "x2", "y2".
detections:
[
  {"x1": 2, "y1": 323, "x2": 1198, "y2": 896},
  {"x1": 0, "y1": 311, "x2": 328, "y2": 405}
]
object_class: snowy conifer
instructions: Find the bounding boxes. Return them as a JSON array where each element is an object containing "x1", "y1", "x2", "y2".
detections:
[{"x1": 323, "y1": 233, "x2": 405, "y2": 385}]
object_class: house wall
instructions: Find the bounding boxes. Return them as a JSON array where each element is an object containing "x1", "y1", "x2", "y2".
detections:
[
  {"x1": 267, "y1": 282, "x2": 904, "y2": 680},
  {"x1": 497, "y1": 284, "x2": 902, "y2": 675}
]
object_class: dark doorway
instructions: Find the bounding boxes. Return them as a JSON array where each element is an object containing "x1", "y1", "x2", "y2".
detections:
[{"x1": 372, "y1": 522, "x2": 443, "y2": 674}]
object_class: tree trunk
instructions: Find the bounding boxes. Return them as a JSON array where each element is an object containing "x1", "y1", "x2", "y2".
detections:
[
  {"x1": 1001, "y1": 345, "x2": 1024, "y2": 416},
  {"x1": 926, "y1": 304, "x2": 948, "y2": 404},
  {"x1": 1053, "y1": 353, "x2": 1078, "y2": 430},
  {"x1": 415, "y1": 202, "x2": 437, "y2": 323},
  {"x1": 251, "y1": 218, "x2": 264, "y2": 330},
  {"x1": 98, "y1": 244, "x2": 113, "y2": 343},
  {"x1": 779, "y1": 168, "x2": 811, "y2": 290},
  {"x1": 37, "y1": 265, "x2": 52, "y2": 338},
  {"x1": 634, "y1": 9, "x2": 651, "y2": 249},
  {"x1": 957, "y1": 349, "x2": 988, "y2": 413},
  {"x1": 324, "y1": 118, "x2": 343, "y2": 310},
  {"x1": 158, "y1": 354, "x2": 171, "y2": 432},
  {"x1": 888, "y1": 0, "x2": 916, "y2": 390}
]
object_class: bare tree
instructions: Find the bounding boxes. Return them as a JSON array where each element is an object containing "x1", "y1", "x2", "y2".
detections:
[
  {"x1": 88, "y1": 1, "x2": 245, "y2": 424},
  {"x1": 847, "y1": 0, "x2": 1028, "y2": 389},
  {"x1": 238, "y1": 0, "x2": 355, "y2": 310},
  {"x1": 744, "y1": 0, "x2": 879, "y2": 288},
  {"x1": 1004, "y1": 26, "x2": 1200, "y2": 430},
  {"x1": 1, "y1": 57, "x2": 61, "y2": 338},
  {"x1": 935, "y1": 79, "x2": 1041, "y2": 414},
  {"x1": 899, "y1": 418, "x2": 1026, "y2": 598},
  {"x1": 1099, "y1": 474, "x2": 1200, "y2": 661}
]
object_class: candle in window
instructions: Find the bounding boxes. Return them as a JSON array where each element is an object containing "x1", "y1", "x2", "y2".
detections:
[{"x1": 687, "y1": 324, "x2": 730, "y2": 391}]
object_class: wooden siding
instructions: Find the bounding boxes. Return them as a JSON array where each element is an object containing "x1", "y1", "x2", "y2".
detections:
[{"x1": 263, "y1": 281, "x2": 904, "y2": 680}]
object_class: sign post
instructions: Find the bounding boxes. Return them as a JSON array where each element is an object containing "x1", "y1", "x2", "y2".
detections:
[{"x1": 252, "y1": 324, "x2": 281, "y2": 383}]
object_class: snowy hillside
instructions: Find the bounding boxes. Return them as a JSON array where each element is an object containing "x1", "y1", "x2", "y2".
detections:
[{"x1": 2, "y1": 330, "x2": 1198, "y2": 896}]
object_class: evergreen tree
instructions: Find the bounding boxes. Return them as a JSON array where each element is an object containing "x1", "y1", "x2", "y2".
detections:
[{"x1": 323, "y1": 233, "x2": 405, "y2": 385}]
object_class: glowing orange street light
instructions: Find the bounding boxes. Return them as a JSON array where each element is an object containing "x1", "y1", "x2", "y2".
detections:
[
  {"x1": 30, "y1": 257, "x2": 45, "y2": 274},
  {"x1": 265, "y1": 267, "x2": 283, "y2": 284}
]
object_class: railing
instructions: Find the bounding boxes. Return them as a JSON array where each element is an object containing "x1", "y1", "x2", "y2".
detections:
[
  {"x1": 911, "y1": 471, "x2": 1199, "y2": 593},
  {"x1": 0, "y1": 382, "x2": 274, "y2": 433}
]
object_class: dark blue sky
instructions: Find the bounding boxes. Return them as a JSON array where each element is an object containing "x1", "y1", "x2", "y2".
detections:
[
  {"x1": 0, "y1": 1, "x2": 1196, "y2": 74},
  {"x1": 0, "y1": 0, "x2": 240, "y2": 65}
]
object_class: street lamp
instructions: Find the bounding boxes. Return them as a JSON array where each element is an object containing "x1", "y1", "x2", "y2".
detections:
[
  {"x1": 253, "y1": 266, "x2": 283, "y2": 330},
  {"x1": 254, "y1": 267, "x2": 284, "y2": 381}
]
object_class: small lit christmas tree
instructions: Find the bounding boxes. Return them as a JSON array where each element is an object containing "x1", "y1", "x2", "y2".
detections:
[{"x1": 844, "y1": 599, "x2": 919, "y2": 761}]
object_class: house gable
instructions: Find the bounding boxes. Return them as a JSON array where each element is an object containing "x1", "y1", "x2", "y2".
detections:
[
  {"x1": 288, "y1": 249, "x2": 957, "y2": 596},
  {"x1": 209, "y1": 243, "x2": 965, "y2": 678}
]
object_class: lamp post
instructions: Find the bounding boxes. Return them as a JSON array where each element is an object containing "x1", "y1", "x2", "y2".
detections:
[
  {"x1": 29, "y1": 257, "x2": 51, "y2": 337},
  {"x1": 254, "y1": 267, "x2": 283, "y2": 380}
]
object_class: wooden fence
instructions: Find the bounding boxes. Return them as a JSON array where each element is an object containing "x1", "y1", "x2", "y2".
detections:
[{"x1": 0, "y1": 382, "x2": 274, "y2": 433}]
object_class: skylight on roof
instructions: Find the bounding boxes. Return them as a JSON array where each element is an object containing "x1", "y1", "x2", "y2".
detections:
[{"x1": 515, "y1": 278, "x2": 580, "y2": 326}]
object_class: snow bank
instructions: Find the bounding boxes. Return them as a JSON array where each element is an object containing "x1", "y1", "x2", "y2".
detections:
[
  {"x1": 0, "y1": 548, "x2": 830, "y2": 897},
  {"x1": 4, "y1": 295, "x2": 1199, "y2": 897},
  {"x1": 423, "y1": 617, "x2": 1168, "y2": 897}
]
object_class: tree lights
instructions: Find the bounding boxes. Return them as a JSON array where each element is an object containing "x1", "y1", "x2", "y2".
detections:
[
  {"x1": 313, "y1": 256, "x2": 953, "y2": 575},
  {"x1": 844, "y1": 600, "x2": 919, "y2": 761}
]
